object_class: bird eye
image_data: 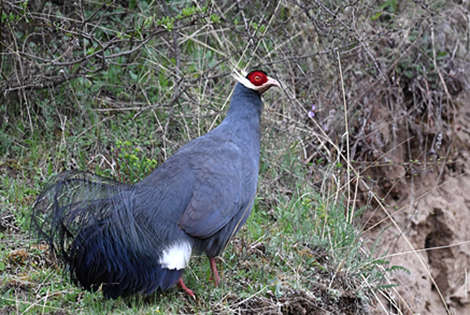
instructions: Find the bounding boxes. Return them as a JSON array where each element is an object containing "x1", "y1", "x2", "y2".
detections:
[{"x1": 247, "y1": 70, "x2": 268, "y2": 86}]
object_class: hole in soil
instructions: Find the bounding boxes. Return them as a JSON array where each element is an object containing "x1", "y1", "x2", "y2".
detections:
[{"x1": 424, "y1": 208, "x2": 454, "y2": 296}]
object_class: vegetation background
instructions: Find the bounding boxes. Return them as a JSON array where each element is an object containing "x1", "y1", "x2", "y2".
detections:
[{"x1": 1, "y1": 0, "x2": 469, "y2": 314}]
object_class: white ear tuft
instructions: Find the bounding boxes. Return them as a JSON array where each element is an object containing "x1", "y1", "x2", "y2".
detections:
[{"x1": 232, "y1": 68, "x2": 256, "y2": 90}]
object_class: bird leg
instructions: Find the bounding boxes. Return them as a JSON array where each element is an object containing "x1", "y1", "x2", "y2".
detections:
[
  {"x1": 178, "y1": 277, "x2": 195, "y2": 299},
  {"x1": 209, "y1": 257, "x2": 220, "y2": 287}
]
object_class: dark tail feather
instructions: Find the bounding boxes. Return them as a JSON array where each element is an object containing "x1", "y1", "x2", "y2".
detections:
[{"x1": 31, "y1": 171, "x2": 182, "y2": 298}]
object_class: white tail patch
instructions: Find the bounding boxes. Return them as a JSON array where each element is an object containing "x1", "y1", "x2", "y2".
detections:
[{"x1": 159, "y1": 241, "x2": 192, "y2": 270}]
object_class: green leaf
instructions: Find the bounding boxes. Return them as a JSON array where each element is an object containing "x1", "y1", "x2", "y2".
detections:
[
  {"x1": 436, "y1": 51, "x2": 448, "y2": 60},
  {"x1": 182, "y1": 6, "x2": 197, "y2": 17},
  {"x1": 370, "y1": 11, "x2": 383, "y2": 21},
  {"x1": 129, "y1": 71, "x2": 138, "y2": 82},
  {"x1": 210, "y1": 14, "x2": 220, "y2": 24}
]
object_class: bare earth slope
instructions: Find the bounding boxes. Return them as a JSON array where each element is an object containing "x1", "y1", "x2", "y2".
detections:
[{"x1": 370, "y1": 93, "x2": 470, "y2": 314}]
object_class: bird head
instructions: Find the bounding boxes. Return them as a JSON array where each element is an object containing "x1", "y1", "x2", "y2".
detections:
[{"x1": 233, "y1": 69, "x2": 280, "y2": 94}]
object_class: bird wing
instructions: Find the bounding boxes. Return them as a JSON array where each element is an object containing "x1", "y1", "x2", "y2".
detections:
[{"x1": 178, "y1": 142, "x2": 244, "y2": 239}]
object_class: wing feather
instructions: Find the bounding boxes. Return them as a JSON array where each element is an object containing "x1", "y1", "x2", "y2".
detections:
[{"x1": 179, "y1": 142, "x2": 243, "y2": 239}]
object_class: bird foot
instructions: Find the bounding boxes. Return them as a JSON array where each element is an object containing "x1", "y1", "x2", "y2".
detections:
[
  {"x1": 178, "y1": 278, "x2": 195, "y2": 299},
  {"x1": 209, "y1": 257, "x2": 220, "y2": 287}
]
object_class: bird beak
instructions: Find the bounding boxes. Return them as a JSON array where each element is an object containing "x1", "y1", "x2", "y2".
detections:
[
  {"x1": 267, "y1": 76, "x2": 281, "y2": 88},
  {"x1": 257, "y1": 76, "x2": 280, "y2": 94}
]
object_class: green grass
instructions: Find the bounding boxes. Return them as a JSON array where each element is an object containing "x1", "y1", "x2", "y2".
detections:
[
  {"x1": 0, "y1": 35, "x2": 381, "y2": 311},
  {"x1": 0, "y1": 127, "x2": 381, "y2": 313}
]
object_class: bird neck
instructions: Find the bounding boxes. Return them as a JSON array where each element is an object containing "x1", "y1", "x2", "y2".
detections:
[
  {"x1": 213, "y1": 83, "x2": 262, "y2": 154},
  {"x1": 224, "y1": 83, "x2": 263, "y2": 131}
]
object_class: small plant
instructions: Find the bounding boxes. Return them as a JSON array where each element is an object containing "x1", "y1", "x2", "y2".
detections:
[{"x1": 112, "y1": 140, "x2": 158, "y2": 183}]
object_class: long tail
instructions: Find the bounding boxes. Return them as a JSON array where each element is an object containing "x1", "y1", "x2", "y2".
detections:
[{"x1": 31, "y1": 171, "x2": 182, "y2": 298}]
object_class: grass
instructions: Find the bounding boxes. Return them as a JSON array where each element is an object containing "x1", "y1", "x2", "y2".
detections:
[
  {"x1": 0, "y1": 106, "x2": 379, "y2": 313},
  {"x1": 1, "y1": 0, "x2": 468, "y2": 313}
]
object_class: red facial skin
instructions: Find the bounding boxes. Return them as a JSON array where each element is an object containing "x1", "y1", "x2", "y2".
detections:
[{"x1": 247, "y1": 70, "x2": 268, "y2": 86}]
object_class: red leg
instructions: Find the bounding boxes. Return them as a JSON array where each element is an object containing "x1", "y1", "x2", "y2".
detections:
[
  {"x1": 178, "y1": 277, "x2": 195, "y2": 299},
  {"x1": 209, "y1": 257, "x2": 220, "y2": 287}
]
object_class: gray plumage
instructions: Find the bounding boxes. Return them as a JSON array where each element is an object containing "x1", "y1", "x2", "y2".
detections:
[{"x1": 31, "y1": 72, "x2": 279, "y2": 298}]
